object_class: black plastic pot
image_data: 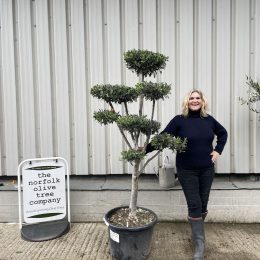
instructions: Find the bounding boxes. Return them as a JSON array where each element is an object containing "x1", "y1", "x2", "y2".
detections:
[{"x1": 104, "y1": 206, "x2": 158, "y2": 260}]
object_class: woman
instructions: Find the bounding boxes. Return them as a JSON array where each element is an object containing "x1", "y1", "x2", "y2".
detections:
[{"x1": 146, "y1": 89, "x2": 228, "y2": 260}]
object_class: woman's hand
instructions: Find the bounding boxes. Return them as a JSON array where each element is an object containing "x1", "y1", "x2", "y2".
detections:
[{"x1": 210, "y1": 151, "x2": 219, "y2": 163}]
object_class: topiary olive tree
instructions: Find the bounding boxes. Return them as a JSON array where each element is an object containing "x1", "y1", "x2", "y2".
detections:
[
  {"x1": 90, "y1": 49, "x2": 187, "y2": 219},
  {"x1": 239, "y1": 76, "x2": 260, "y2": 116}
]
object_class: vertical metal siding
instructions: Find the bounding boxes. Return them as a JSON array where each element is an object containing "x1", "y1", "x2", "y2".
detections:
[
  {"x1": 107, "y1": 0, "x2": 124, "y2": 174},
  {"x1": 249, "y1": 0, "x2": 256, "y2": 174},
  {"x1": 160, "y1": 0, "x2": 177, "y2": 169},
  {"x1": 70, "y1": 0, "x2": 89, "y2": 175},
  {"x1": 215, "y1": 0, "x2": 231, "y2": 173},
  {"x1": 88, "y1": 0, "x2": 107, "y2": 175},
  {"x1": 35, "y1": 0, "x2": 54, "y2": 158},
  {"x1": 0, "y1": 0, "x2": 18, "y2": 175},
  {"x1": 0, "y1": 0, "x2": 259, "y2": 175},
  {"x1": 234, "y1": 0, "x2": 250, "y2": 173},
  {"x1": 256, "y1": 0, "x2": 260, "y2": 173},
  {"x1": 51, "y1": 0, "x2": 71, "y2": 171},
  {"x1": 17, "y1": 0, "x2": 37, "y2": 163}
]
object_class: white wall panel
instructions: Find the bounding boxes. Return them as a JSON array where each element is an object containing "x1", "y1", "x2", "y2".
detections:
[
  {"x1": 124, "y1": 0, "x2": 138, "y2": 48},
  {"x1": 70, "y1": 0, "x2": 89, "y2": 174},
  {"x1": 142, "y1": 0, "x2": 157, "y2": 174},
  {"x1": 0, "y1": 0, "x2": 18, "y2": 175},
  {"x1": 233, "y1": 0, "x2": 250, "y2": 173},
  {"x1": 107, "y1": 0, "x2": 124, "y2": 174},
  {"x1": 124, "y1": 0, "x2": 139, "y2": 174},
  {"x1": 160, "y1": 0, "x2": 177, "y2": 169},
  {"x1": 215, "y1": 0, "x2": 231, "y2": 173},
  {"x1": 179, "y1": 0, "x2": 194, "y2": 97},
  {"x1": 16, "y1": 0, "x2": 36, "y2": 160},
  {"x1": 248, "y1": 0, "x2": 257, "y2": 174},
  {"x1": 34, "y1": 0, "x2": 53, "y2": 158},
  {"x1": 124, "y1": 0, "x2": 139, "y2": 85},
  {"x1": 197, "y1": 0, "x2": 212, "y2": 103},
  {"x1": 124, "y1": 0, "x2": 139, "y2": 87},
  {"x1": 0, "y1": 0, "x2": 260, "y2": 175},
  {"x1": 51, "y1": 0, "x2": 71, "y2": 169},
  {"x1": 89, "y1": 0, "x2": 107, "y2": 174},
  {"x1": 143, "y1": 0, "x2": 157, "y2": 52},
  {"x1": 254, "y1": 0, "x2": 260, "y2": 173}
]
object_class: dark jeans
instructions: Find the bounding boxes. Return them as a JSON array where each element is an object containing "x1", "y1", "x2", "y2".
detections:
[{"x1": 177, "y1": 166, "x2": 215, "y2": 218}]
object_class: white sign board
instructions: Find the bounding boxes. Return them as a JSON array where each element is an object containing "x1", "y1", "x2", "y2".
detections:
[{"x1": 21, "y1": 160, "x2": 67, "y2": 224}]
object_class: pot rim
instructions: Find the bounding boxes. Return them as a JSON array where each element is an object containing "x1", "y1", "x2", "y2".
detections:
[{"x1": 104, "y1": 206, "x2": 158, "y2": 231}]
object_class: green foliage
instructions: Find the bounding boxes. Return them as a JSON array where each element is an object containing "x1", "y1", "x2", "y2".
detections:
[
  {"x1": 90, "y1": 49, "x2": 187, "y2": 171},
  {"x1": 150, "y1": 133, "x2": 187, "y2": 153},
  {"x1": 90, "y1": 48, "x2": 187, "y2": 214},
  {"x1": 93, "y1": 110, "x2": 120, "y2": 125},
  {"x1": 136, "y1": 82, "x2": 171, "y2": 101},
  {"x1": 91, "y1": 84, "x2": 139, "y2": 104},
  {"x1": 117, "y1": 115, "x2": 161, "y2": 135},
  {"x1": 121, "y1": 149, "x2": 145, "y2": 162},
  {"x1": 239, "y1": 76, "x2": 260, "y2": 114},
  {"x1": 124, "y1": 49, "x2": 168, "y2": 78}
]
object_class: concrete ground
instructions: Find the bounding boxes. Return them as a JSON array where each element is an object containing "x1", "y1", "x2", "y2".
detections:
[{"x1": 0, "y1": 222, "x2": 259, "y2": 260}]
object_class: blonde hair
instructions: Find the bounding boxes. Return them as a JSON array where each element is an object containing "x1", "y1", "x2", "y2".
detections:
[{"x1": 181, "y1": 89, "x2": 209, "y2": 117}]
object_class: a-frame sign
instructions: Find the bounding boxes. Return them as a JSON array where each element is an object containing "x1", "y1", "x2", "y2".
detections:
[{"x1": 18, "y1": 157, "x2": 70, "y2": 241}]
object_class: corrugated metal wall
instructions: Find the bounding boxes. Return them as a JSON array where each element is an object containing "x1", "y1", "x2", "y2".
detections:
[{"x1": 0, "y1": 0, "x2": 260, "y2": 176}]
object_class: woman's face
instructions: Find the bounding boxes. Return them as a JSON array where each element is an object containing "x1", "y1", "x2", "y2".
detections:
[{"x1": 188, "y1": 92, "x2": 202, "y2": 111}]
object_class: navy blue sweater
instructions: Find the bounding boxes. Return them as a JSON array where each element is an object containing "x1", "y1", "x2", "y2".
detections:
[{"x1": 146, "y1": 110, "x2": 228, "y2": 170}]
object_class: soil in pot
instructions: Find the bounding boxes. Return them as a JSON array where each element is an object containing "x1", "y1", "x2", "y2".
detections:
[{"x1": 108, "y1": 207, "x2": 156, "y2": 228}]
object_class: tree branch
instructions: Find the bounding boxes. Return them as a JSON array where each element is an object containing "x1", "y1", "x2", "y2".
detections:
[
  {"x1": 124, "y1": 102, "x2": 129, "y2": 115},
  {"x1": 144, "y1": 100, "x2": 156, "y2": 150},
  {"x1": 139, "y1": 150, "x2": 160, "y2": 176},
  {"x1": 133, "y1": 131, "x2": 139, "y2": 148},
  {"x1": 139, "y1": 96, "x2": 144, "y2": 117},
  {"x1": 122, "y1": 102, "x2": 136, "y2": 142},
  {"x1": 139, "y1": 74, "x2": 145, "y2": 117},
  {"x1": 118, "y1": 127, "x2": 133, "y2": 149},
  {"x1": 108, "y1": 101, "x2": 115, "y2": 112},
  {"x1": 151, "y1": 100, "x2": 155, "y2": 121},
  {"x1": 108, "y1": 101, "x2": 132, "y2": 149},
  {"x1": 136, "y1": 74, "x2": 145, "y2": 146},
  {"x1": 136, "y1": 96, "x2": 144, "y2": 142}
]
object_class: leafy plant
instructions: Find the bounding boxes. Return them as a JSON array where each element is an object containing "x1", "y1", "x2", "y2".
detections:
[
  {"x1": 93, "y1": 110, "x2": 120, "y2": 125},
  {"x1": 90, "y1": 49, "x2": 187, "y2": 218},
  {"x1": 124, "y1": 49, "x2": 168, "y2": 78},
  {"x1": 239, "y1": 76, "x2": 260, "y2": 115}
]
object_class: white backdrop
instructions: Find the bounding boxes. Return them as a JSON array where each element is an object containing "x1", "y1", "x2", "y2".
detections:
[{"x1": 0, "y1": 0, "x2": 260, "y2": 175}]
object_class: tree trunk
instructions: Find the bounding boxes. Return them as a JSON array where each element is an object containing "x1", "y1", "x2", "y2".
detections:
[{"x1": 129, "y1": 162, "x2": 139, "y2": 216}]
